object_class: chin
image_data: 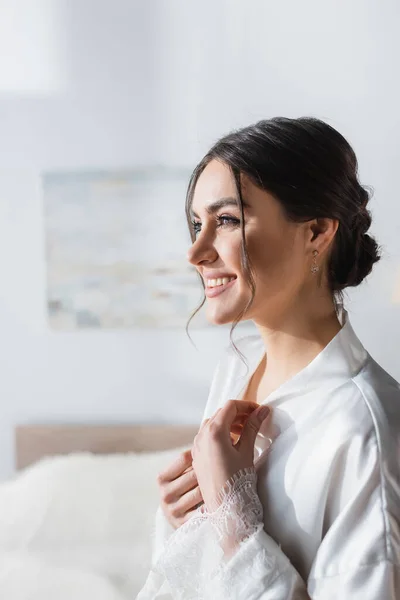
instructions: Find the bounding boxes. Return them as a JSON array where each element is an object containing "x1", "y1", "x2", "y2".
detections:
[
  {"x1": 205, "y1": 305, "x2": 242, "y2": 326},
  {"x1": 206, "y1": 315, "x2": 232, "y2": 326},
  {"x1": 204, "y1": 286, "x2": 251, "y2": 325}
]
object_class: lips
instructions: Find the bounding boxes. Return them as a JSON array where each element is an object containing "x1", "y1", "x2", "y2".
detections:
[
  {"x1": 203, "y1": 271, "x2": 236, "y2": 279},
  {"x1": 205, "y1": 277, "x2": 237, "y2": 298}
]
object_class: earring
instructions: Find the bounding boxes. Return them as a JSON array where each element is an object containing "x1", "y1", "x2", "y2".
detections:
[{"x1": 311, "y1": 250, "x2": 319, "y2": 274}]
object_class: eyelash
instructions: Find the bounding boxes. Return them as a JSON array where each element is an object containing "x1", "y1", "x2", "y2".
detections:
[{"x1": 191, "y1": 215, "x2": 240, "y2": 235}]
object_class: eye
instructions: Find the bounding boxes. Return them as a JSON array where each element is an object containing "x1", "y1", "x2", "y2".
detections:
[
  {"x1": 217, "y1": 215, "x2": 240, "y2": 228},
  {"x1": 190, "y1": 215, "x2": 241, "y2": 237},
  {"x1": 191, "y1": 220, "x2": 202, "y2": 236}
]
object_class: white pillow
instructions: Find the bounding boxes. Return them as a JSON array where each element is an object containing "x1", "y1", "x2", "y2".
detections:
[{"x1": 0, "y1": 445, "x2": 191, "y2": 598}]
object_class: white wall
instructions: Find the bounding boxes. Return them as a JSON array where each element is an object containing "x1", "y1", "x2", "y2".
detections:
[{"x1": 0, "y1": 0, "x2": 399, "y2": 479}]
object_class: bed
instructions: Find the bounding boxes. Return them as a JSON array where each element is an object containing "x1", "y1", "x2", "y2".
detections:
[
  {"x1": 14, "y1": 423, "x2": 199, "y2": 470},
  {"x1": 0, "y1": 423, "x2": 199, "y2": 600}
]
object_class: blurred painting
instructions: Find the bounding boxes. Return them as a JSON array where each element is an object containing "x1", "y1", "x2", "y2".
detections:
[{"x1": 43, "y1": 168, "x2": 208, "y2": 329}]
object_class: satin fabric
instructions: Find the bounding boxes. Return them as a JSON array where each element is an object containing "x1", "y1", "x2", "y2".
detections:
[{"x1": 137, "y1": 309, "x2": 400, "y2": 598}]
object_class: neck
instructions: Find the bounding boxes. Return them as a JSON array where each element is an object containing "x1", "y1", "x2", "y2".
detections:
[{"x1": 253, "y1": 292, "x2": 342, "y2": 392}]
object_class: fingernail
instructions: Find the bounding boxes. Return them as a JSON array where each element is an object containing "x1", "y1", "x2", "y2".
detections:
[{"x1": 258, "y1": 406, "x2": 270, "y2": 420}]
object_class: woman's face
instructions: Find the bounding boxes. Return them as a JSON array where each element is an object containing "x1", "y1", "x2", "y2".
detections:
[{"x1": 187, "y1": 159, "x2": 316, "y2": 326}]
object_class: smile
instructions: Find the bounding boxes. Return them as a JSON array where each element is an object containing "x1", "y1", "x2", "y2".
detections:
[{"x1": 205, "y1": 277, "x2": 237, "y2": 298}]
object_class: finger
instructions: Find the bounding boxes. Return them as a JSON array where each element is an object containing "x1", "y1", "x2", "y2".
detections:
[
  {"x1": 220, "y1": 405, "x2": 258, "y2": 419},
  {"x1": 229, "y1": 400, "x2": 260, "y2": 412},
  {"x1": 232, "y1": 411, "x2": 255, "y2": 421},
  {"x1": 162, "y1": 466, "x2": 198, "y2": 502},
  {"x1": 199, "y1": 414, "x2": 220, "y2": 435},
  {"x1": 230, "y1": 432, "x2": 241, "y2": 445},
  {"x1": 231, "y1": 412, "x2": 254, "y2": 426},
  {"x1": 237, "y1": 405, "x2": 271, "y2": 451},
  {"x1": 157, "y1": 449, "x2": 193, "y2": 484},
  {"x1": 216, "y1": 414, "x2": 249, "y2": 434},
  {"x1": 230, "y1": 424, "x2": 244, "y2": 434},
  {"x1": 182, "y1": 503, "x2": 204, "y2": 524},
  {"x1": 176, "y1": 485, "x2": 203, "y2": 514},
  {"x1": 217, "y1": 400, "x2": 260, "y2": 422},
  {"x1": 202, "y1": 403, "x2": 257, "y2": 448},
  {"x1": 212, "y1": 400, "x2": 259, "y2": 435},
  {"x1": 209, "y1": 406, "x2": 253, "y2": 423}
]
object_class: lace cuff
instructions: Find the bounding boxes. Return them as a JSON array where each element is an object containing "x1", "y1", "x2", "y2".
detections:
[
  {"x1": 200, "y1": 466, "x2": 264, "y2": 558},
  {"x1": 152, "y1": 467, "x2": 267, "y2": 599}
]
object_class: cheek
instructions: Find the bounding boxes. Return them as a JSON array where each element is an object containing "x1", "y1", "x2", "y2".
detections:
[
  {"x1": 217, "y1": 234, "x2": 243, "y2": 267},
  {"x1": 247, "y1": 229, "x2": 303, "y2": 287}
]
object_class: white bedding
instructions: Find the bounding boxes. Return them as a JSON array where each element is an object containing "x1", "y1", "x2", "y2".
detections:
[
  {"x1": 0, "y1": 550, "x2": 126, "y2": 600},
  {"x1": 0, "y1": 447, "x2": 190, "y2": 599}
]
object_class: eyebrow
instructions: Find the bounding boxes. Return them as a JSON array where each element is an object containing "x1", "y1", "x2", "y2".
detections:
[{"x1": 191, "y1": 196, "x2": 250, "y2": 219}]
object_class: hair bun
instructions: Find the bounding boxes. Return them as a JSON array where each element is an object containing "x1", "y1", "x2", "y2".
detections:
[
  {"x1": 358, "y1": 186, "x2": 369, "y2": 210},
  {"x1": 332, "y1": 184, "x2": 380, "y2": 289},
  {"x1": 356, "y1": 187, "x2": 371, "y2": 235},
  {"x1": 344, "y1": 231, "x2": 380, "y2": 288}
]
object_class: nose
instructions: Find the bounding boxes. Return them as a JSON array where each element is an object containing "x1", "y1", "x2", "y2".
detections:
[{"x1": 187, "y1": 234, "x2": 218, "y2": 267}]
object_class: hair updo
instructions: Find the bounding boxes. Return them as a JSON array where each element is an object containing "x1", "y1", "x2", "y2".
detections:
[
  {"x1": 186, "y1": 117, "x2": 381, "y2": 306},
  {"x1": 329, "y1": 184, "x2": 379, "y2": 289}
]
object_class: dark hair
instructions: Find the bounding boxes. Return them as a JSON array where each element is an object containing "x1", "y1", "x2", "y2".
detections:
[{"x1": 185, "y1": 117, "x2": 381, "y2": 348}]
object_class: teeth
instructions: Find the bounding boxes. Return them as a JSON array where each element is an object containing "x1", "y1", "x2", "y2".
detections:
[{"x1": 207, "y1": 276, "x2": 236, "y2": 288}]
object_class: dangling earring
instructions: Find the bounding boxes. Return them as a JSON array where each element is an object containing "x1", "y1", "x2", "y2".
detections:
[{"x1": 311, "y1": 249, "x2": 319, "y2": 274}]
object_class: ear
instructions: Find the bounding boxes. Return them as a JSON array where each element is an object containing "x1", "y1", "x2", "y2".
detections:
[{"x1": 307, "y1": 218, "x2": 339, "y2": 254}]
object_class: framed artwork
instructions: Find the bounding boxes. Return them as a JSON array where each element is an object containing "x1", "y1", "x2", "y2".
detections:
[{"x1": 43, "y1": 167, "x2": 209, "y2": 329}]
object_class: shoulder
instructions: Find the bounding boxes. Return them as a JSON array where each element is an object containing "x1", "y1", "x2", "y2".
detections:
[
  {"x1": 348, "y1": 358, "x2": 400, "y2": 482},
  {"x1": 311, "y1": 360, "x2": 400, "y2": 577},
  {"x1": 326, "y1": 356, "x2": 400, "y2": 440},
  {"x1": 350, "y1": 357, "x2": 400, "y2": 444},
  {"x1": 353, "y1": 355, "x2": 400, "y2": 406},
  {"x1": 303, "y1": 357, "x2": 400, "y2": 514},
  {"x1": 329, "y1": 357, "x2": 400, "y2": 521}
]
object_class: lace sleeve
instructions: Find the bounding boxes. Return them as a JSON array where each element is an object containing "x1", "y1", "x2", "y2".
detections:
[
  {"x1": 150, "y1": 466, "x2": 294, "y2": 599},
  {"x1": 137, "y1": 467, "x2": 309, "y2": 599},
  {"x1": 203, "y1": 466, "x2": 265, "y2": 559}
]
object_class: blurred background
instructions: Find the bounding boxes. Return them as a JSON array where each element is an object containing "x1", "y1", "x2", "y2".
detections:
[{"x1": 0, "y1": 0, "x2": 399, "y2": 481}]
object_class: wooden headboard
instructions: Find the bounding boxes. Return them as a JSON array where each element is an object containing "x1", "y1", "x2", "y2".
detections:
[{"x1": 15, "y1": 424, "x2": 199, "y2": 471}]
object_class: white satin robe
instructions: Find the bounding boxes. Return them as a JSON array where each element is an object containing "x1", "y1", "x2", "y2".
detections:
[{"x1": 137, "y1": 309, "x2": 400, "y2": 599}]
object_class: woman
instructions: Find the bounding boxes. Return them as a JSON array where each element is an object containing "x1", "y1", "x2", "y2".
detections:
[{"x1": 137, "y1": 117, "x2": 400, "y2": 599}]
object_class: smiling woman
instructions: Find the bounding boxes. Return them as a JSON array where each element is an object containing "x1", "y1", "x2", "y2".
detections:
[
  {"x1": 137, "y1": 118, "x2": 400, "y2": 600},
  {"x1": 185, "y1": 117, "x2": 380, "y2": 343}
]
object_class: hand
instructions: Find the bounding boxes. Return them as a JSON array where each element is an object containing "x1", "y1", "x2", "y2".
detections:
[
  {"x1": 157, "y1": 406, "x2": 261, "y2": 530},
  {"x1": 191, "y1": 400, "x2": 271, "y2": 513},
  {"x1": 157, "y1": 449, "x2": 203, "y2": 530}
]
